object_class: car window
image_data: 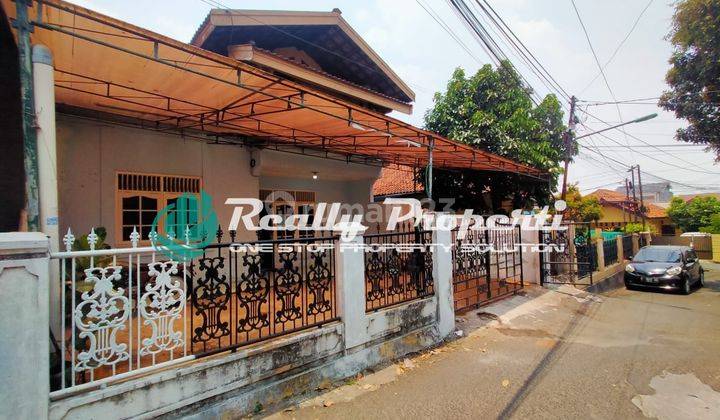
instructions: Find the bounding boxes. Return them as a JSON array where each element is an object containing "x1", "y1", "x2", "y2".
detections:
[{"x1": 634, "y1": 248, "x2": 682, "y2": 263}]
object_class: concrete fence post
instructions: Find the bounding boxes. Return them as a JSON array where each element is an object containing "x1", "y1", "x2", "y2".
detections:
[
  {"x1": 432, "y1": 228, "x2": 455, "y2": 338},
  {"x1": 596, "y1": 238, "x2": 605, "y2": 271},
  {"x1": 520, "y1": 228, "x2": 540, "y2": 284},
  {"x1": 0, "y1": 233, "x2": 50, "y2": 419},
  {"x1": 632, "y1": 233, "x2": 640, "y2": 255},
  {"x1": 617, "y1": 236, "x2": 623, "y2": 261},
  {"x1": 335, "y1": 235, "x2": 369, "y2": 349}
]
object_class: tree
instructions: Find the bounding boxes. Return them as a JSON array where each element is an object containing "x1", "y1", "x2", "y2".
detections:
[
  {"x1": 423, "y1": 62, "x2": 570, "y2": 212},
  {"x1": 659, "y1": 0, "x2": 720, "y2": 160},
  {"x1": 562, "y1": 185, "x2": 603, "y2": 222},
  {"x1": 667, "y1": 196, "x2": 720, "y2": 231},
  {"x1": 699, "y1": 213, "x2": 720, "y2": 233}
]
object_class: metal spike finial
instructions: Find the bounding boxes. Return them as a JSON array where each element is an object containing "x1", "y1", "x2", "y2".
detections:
[
  {"x1": 148, "y1": 229, "x2": 158, "y2": 246},
  {"x1": 216, "y1": 224, "x2": 223, "y2": 243},
  {"x1": 87, "y1": 228, "x2": 98, "y2": 251},
  {"x1": 167, "y1": 228, "x2": 176, "y2": 241},
  {"x1": 229, "y1": 229, "x2": 237, "y2": 242},
  {"x1": 63, "y1": 228, "x2": 75, "y2": 252},
  {"x1": 129, "y1": 226, "x2": 140, "y2": 248}
]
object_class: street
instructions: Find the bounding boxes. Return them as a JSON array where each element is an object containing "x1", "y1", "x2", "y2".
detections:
[{"x1": 268, "y1": 262, "x2": 720, "y2": 419}]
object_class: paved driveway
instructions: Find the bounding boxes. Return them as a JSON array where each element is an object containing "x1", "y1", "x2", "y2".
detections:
[{"x1": 268, "y1": 262, "x2": 720, "y2": 419}]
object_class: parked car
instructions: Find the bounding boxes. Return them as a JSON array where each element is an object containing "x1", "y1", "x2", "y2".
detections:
[{"x1": 624, "y1": 245, "x2": 704, "y2": 294}]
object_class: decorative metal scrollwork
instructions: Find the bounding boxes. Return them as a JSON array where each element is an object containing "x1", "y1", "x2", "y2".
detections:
[
  {"x1": 191, "y1": 256, "x2": 230, "y2": 344},
  {"x1": 306, "y1": 250, "x2": 332, "y2": 315},
  {"x1": 236, "y1": 254, "x2": 270, "y2": 332},
  {"x1": 139, "y1": 261, "x2": 185, "y2": 356},
  {"x1": 74, "y1": 266, "x2": 130, "y2": 371},
  {"x1": 274, "y1": 251, "x2": 302, "y2": 323}
]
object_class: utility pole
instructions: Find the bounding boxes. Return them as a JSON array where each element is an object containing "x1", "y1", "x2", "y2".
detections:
[
  {"x1": 629, "y1": 168, "x2": 638, "y2": 223},
  {"x1": 623, "y1": 178, "x2": 630, "y2": 224},
  {"x1": 636, "y1": 165, "x2": 646, "y2": 230},
  {"x1": 560, "y1": 95, "x2": 577, "y2": 200}
]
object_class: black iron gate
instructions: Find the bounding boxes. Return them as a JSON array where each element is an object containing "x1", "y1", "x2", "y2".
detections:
[{"x1": 539, "y1": 222, "x2": 594, "y2": 286}]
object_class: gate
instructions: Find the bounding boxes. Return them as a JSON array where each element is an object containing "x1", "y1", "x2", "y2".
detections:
[
  {"x1": 539, "y1": 222, "x2": 594, "y2": 286},
  {"x1": 452, "y1": 224, "x2": 523, "y2": 312}
]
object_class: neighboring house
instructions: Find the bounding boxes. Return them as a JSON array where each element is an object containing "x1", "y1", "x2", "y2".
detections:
[
  {"x1": 371, "y1": 165, "x2": 424, "y2": 201},
  {"x1": 587, "y1": 189, "x2": 677, "y2": 235},
  {"x1": 2, "y1": 2, "x2": 541, "y2": 245}
]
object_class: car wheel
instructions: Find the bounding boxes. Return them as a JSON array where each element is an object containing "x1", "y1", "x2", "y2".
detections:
[
  {"x1": 683, "y1": 278, "x2": 691, "y2": 295},
  {"x1": 699, "y1": 269, "x2": 705, "y2": 288}
]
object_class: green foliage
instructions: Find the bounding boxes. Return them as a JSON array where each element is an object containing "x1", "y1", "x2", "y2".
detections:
[
  {"x1": 659, "y1": 0, "x2": 720, "y2": 159},
  {"x1": 624, "y1": 222, "x2": 649, "y2": 234},
  {"x1": 667, "y1": 196, "x2": 720, "y2": 231},
  {"x1": 562, "y1": 185, "x2": 603, "y2": 222},
  {"x1": 699, "y1": 213, "x2": 720, "y2": 233},
  {"x1": 423, "y1": 62, "x2": 570, "y2": 211}
]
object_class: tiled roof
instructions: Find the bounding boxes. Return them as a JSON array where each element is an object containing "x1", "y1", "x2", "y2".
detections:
[
  {"x1": 586, "y1": 188, "x2": 667, "y2": 219},
  {"x1": 586, "y1": 189, "x2": 628, "y2": 202},
  {"x1": 645, "y1": 203, "x2": 667, "y2": 219},
  {"x1": 676, "y1": 192, "x2": 720, "y2": 202},
  {"x1": 372, "y1": 166, "x2": 422, "y2": 197}
]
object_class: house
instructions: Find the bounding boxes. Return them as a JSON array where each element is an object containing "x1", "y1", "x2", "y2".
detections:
[
  {"x1": 1, "y1": 2, "x2": 542, "y2": 245},
  {"x1": 0, "y1": 1, "x2": 541, "y2": 418},
  {"x1": 587, "y1": 188, "x2": 677, "y2": 234}
]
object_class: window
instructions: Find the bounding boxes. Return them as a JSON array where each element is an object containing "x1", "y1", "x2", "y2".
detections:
[
  {"x1": 260, "y1": 189, "x2": 316, "y2": 240},
  {"x1": 661, "y1": 224, "x2": 676, "y2": 236},
  {"x1": 116, "y1": 172, "x2": 201, "y2": 245}
]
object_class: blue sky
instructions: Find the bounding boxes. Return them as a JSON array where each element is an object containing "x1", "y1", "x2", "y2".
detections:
[{"x1": 72, "y1": 0, "x2": 719, "y2": 195}]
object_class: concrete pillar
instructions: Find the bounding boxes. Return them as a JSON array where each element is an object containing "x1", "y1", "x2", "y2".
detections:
[
  {"x1": 520, "y1": 228, "x2": 540, "y2": 284},
  {"x1": 617, "y1": 236, "x2": 623, "y2": 262},
  {"x1": 33, "y1": 45, "x2": 60, "y2": 335},
  {"x1": 0, "y1": 232, "x2": 50, "y2": 419},
  {"x1": 432, "y1": 228, "x2": 455, "y2": 338},
  {"x1": 596, "y1": 238, "x2": 605, "y2": 271},
  {"x1": 632, "y1": 233, "x2": 640, "y2": 255},
  {"x1": 335, "y1": 235, "x2": 368, "y2": 349}
]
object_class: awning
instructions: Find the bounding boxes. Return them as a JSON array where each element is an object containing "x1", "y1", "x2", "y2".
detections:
[{"x1": 3, "y1": 0, "x2": 546, "y2": 179}]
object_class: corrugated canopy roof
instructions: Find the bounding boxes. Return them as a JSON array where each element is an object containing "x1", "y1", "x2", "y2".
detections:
[{"x1": 3, "y1": 0, "x2": 545, "y2": 179}]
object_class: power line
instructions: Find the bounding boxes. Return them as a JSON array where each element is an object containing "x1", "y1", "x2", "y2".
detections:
[
  {"x1": 570, "y1": 0, "x2": 634, "y2": 161},
  {"x1": 579, "y1": 122, "x2": 720, "y2": 175},
  {"x1": 414, "y1": 0, "x2": 485, "y2": 66},
  {"x1": 578, "y1": 0, "x2": 654, "y2": 95},
  {"x1": 446, "y1": 0, "x2": 542, "y2": 104},
  {"x1": 577, "y1": 107, "x2": 720, "y2": 173}
]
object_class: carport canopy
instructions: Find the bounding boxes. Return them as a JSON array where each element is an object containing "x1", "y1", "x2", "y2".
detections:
[{"x1": 4, "y1": 0, "x2": 546, "y2": 179}]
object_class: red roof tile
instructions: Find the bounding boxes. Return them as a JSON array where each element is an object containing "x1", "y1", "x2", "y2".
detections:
[{"x1": 372, "y1": 166, "x2": 423, "y2": 197}]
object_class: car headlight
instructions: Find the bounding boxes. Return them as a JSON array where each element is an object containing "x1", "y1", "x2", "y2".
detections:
[
  {"x1": 666, "y1": 266, "x2": 682, "y2": 276},
  {"x1": 625, "y1": 264, "x2": 635, "y2": 273}
]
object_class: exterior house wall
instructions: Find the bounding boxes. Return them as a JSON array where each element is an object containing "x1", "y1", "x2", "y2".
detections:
[
  {"x1": 57, "y1": 115, "x2": 258, "y2": 244},
  {"x1": 57, "y1": 116, "x2": 381, "y2": 245}
]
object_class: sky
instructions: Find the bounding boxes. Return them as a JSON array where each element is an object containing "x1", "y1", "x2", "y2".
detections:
[{"x1": 72, "y1": 0, "x2": 720, "y2": 196}]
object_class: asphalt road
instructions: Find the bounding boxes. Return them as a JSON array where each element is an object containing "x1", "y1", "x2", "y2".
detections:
[{"x1": 268, "y1": 262, "x2": 720, "y2": 419}]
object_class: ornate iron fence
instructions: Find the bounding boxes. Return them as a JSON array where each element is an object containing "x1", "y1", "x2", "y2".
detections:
[
  {"x1": 603, "y1": 238, "x2": 619, "y2": 266},
  {"x1": 50, "y1": 227, "x2": 337, "y2": 394},
  {"x1": 364, "y1": 230, "x2": 434, "y2": 312},
  {"x1": 540, "y1": 222, "x2": 594, "y2": 285},
  {"x1": 452, "y1": 225, "x2": 523, "y2": 312},
  {"x1": 622, "y1": 235, "x2": 633, "y2": 260}
]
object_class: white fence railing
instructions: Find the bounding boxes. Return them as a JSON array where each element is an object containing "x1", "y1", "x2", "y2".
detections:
[{"x1": 51, "y1": 228, "x2": 193, "y2": 397}]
